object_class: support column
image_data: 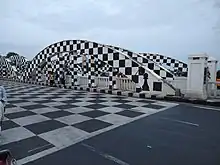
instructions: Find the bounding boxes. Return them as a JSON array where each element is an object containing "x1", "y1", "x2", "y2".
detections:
[
  {"x1": 208, "y1": 57, "x2": 218, "y2": 83},
  {"x1": 186, "y1": 54, "x2": 208, "y2": 100}
]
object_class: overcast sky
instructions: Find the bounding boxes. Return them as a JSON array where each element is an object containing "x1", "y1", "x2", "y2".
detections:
[{"x1": 0, "y1": 0, "x2": 219, "y2": 64}]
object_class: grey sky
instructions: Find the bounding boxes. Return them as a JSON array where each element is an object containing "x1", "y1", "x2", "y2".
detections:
[{"x1": 0, "y1": 0, "x2": 219, "y2": 64}]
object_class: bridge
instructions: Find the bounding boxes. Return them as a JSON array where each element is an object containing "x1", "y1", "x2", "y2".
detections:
[{"x1": 0, "y1": 40, "x2": 220, "y2": 165}]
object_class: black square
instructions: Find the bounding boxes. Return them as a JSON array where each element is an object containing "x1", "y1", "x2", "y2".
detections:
[
  {"x1": 148, "y1": 63, "x2": 154, "y2": 70},
  {"x1": 103, "y1": 54, "x2": 108, "y2": 61},
  {"x1": 84, "y1": 103, "x2": 107, "y2": 110},
  {"x1": 143, "y1": 58, "x2": 148, "y2": 63},
  {"x1": 153, "y1": 82, "x2": 162, "y2": 91},
  {"x1": 62, "y1": 100, "x2": 82, "y2": 104},
  {"x1": 8, "y1": 100, "x2": 29, "y2": 104},
  {"x1": 119, "y1": 60, "x2": 125, "y2": 67},
  {"x1": 98, "y1": 47, "x2": 103, "y2": 54},
  {"x1": 85, "y1": 42, "x2": 89, "y2": 49},
  {"x1": 42, "y1": 110, "x2": 73, "y2": 119},
  {"x1": 54, "y1": 104, "x2": 79, "y2": 109},
  {"x1": 116, "y1": 110, "x2": 144, "y2": 118},
  {"x1": 88, "y1": 99, "x2": 107, "y2": 104},
  {"x1": 34, "y1": 99, "x2": 56, "y2": 104},
  {"x1": 143, "y1": 104, "x2": 165, "y2": 109},
  {"x1": 2, "y1": 120, "x2": 20, "y2": 131},
  {"x1": 89, "y1": 48, "x2": 93, "y2": 54},
  {"x1": 108, "y1": 60, "x2": 113, "y2": 66},
  {"x1": 5, "y1": 111, "x2": 36, "y2": 119},
  {"x1": 25, "y1": 120, "x2": 67, "y2": 135},
  {"x1": 113, "y1": 53, "x2": 119, "y2": 60},
  {"x1": 154, "y1": 70, "x2": 160, "y2": 75},
  {"x1": 77, "y1": 44, "x2": 80, "y2": 50},
  {"x1": 0, "y1": 136, "x2": 54, "y2": 160},
  {"x1": 114, "y1": 104, "x2": 137, "y2": 109},
  {"x1": 21, "y1": 104, "x2": 48, "y2": 110},
  {"x1": 5, "y1": 104, "x2": 16, "y2": 108},
  {"x1": 132, "y1": 75, "x2": 138, "y2": 83},
  {"x1": 137, "y1": 99, "x2": 155, "y2": 104},
  {"x1": 73, "y1": 119, "x2": 112, "y2": 133},
  {"x1": 108, "y1": 48, "x2": 113, "y2": 53},
  {"x1": 125, "y1": 67, "x2": 132, "y2": 75},
  {"x1": 93, "y1": 43, "x2": 98, "y2": 48},
  {"x1": 132, "y1": 61, "x2": 139, "y2": 67},
  {"x1": 163, "y1": 59, "x2": 167, "y2": 63},
  {"x1": 80, "y1": 110, "x2": 109, "y2": 118}
]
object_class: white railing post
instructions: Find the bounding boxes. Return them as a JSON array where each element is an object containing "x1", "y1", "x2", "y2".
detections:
[{"x1": 116, "y1": 77, "x2": 136, "y2": 92}]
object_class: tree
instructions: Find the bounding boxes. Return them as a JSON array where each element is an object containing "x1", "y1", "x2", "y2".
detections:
[{"x1": 6, "y1": 52, "x2": 19, "y2": 58}]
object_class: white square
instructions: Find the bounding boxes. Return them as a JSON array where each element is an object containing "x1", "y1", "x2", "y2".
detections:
[
  {"x1": 113, "y1": 60, "x2": 119, "y2": 67},
  {"x1": 13, "y1": 115, "x2": 50, "y2": 126},
  {"x1": 0, "y1": 127, "x2": 35, "y2": 145},
  {"x1": 99, "y1": 101, "x2": 121, "y2": 107},
  {"x1": 56, "y1": 114, "x2": 91, "y2": 125},
  {"x1": 5, "y1": 107, "x2": 26, "y2": 114},
  {"x1": 39, "y1": 126, "x2": 89, "y2": 148},
  {"x1": 65, "y1": 107, "x2": 94, "y2": 113},
  {"x1": 97, "y1": 114, "x2": 130, "y2": 125},
  {"x1": 99, "y1": 107, "x2": 124, "y2": 113},
  {"x1": 42, "y1": 101, "x2": 66, "y2": 107},
  {"x1": 30, "y1": 107, "x2": 60, "y2": 114}
]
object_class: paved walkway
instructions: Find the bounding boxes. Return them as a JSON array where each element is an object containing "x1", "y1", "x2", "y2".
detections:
[{"x1": 0, "y1": 80, "x2": 177, "y2": 164}]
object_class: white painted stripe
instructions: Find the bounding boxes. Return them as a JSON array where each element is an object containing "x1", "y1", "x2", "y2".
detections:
[
  {"x1": 161, "y1": 117, "x2": 199, "y2": 127},
  {"x1": 28, "y1": 144, "x2": 53, "y2": 153},
  {"x1": 193, "y1": 105, "x2": 220, "y2": 111},
  {"x1": 81, "y1": 143, "x2": 130, "y2": 165}
]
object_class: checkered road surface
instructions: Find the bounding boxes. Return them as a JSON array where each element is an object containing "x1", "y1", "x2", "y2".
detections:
[{"x1": 0, "y1": 80, "x2": 178, "y2": 163}]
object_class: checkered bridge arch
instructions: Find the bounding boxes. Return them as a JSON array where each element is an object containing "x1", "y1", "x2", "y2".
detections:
[
  {"x1": 140, "y1": 53, "x2": 188, "y2": 76},
  {"x1": 23, "y1": 40, "x2": 160, "y2": 91}
]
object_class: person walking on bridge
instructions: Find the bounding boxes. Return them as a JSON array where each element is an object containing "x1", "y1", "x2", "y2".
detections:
[{"x1": 0, "y1": 85, "x2": 7, "y2": 133}]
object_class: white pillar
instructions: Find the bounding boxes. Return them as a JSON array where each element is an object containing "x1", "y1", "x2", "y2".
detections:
[
  {"x1": 186, "y1": 54, "x2": 209, "y2": 100},
  {"x1": 208, "y1": 57, "x2": 218, "y2": 82}
]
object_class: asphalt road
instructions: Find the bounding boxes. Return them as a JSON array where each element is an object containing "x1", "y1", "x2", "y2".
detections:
[{"x1": 25, "y1": 104, "x2": 220, "y2": 165}]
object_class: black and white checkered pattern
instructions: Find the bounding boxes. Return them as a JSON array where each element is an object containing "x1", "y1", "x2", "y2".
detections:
[
  {"x1": 0, "y1": 56, "x2": 16, "y2": 78},
  {"x1": 0, "y1": 80, "x2": 177, "y2": 162},
  {"x1": 140, "y1": 53, "x2": 188, "y2": 76},
  {"x1": 22, "y1": 40, "x2": 169, "y2": 92},
  {"x1": 107, "y1": 45, "x2": 175, "y2": 80}
]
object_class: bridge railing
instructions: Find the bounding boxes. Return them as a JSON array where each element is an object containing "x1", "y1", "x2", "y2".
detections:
[
  {"x1": 116, "y1": 77, "x2": 136, "y2": 91},
  {"x1": 65, "y1": 75, "x2": 72, "y2": 86},
  {"x1": 95, "y1": 76, "x2": 109, "y2": 88},
  {"x1": 207, "y1": 81, "x2": 220, "y2": 98},
  {"x1": 167, "y1": 77, "x2": 187, "y2": 94},
  {"x1": 77, "y1": 75, "x2": 88, "y2": 86}
]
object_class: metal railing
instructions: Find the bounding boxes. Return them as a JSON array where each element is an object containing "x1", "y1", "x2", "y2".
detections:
[
  {"x1": 95, "y1": 76, "x2": 109, "y2": 88},
  {"x1": 207, "y1": 81, "x2": 220, "y2": 98},
  {"x1": 77, "y1": 75, "x2": 88, "y2": 86},
  {"x1": 116, "y1": 77, "x2": 136, "y2": 91}
]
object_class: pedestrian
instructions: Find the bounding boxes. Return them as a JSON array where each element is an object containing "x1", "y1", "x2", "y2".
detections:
[{"x1": 0, "y1": 85, "x2": 7, "y2": 133}]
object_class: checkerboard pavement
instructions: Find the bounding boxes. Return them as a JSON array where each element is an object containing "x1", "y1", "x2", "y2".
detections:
[{"x1": 0, "y1": 80, "x2": 178, "y2": 163}]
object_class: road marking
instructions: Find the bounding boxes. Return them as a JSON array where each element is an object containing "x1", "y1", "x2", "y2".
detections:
[
  {"x1": 193, "y1": 105, "x2": 220, "y2": 111},
  {"x1": 28, "y1": 144, "x2": 53, "y2": 153},
  {"x1": 81, "y1": 143, "x2": 130, "y2": 165},
  {"x1": 161, "y1": 117, "x2": 199, "y2": 127}
]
